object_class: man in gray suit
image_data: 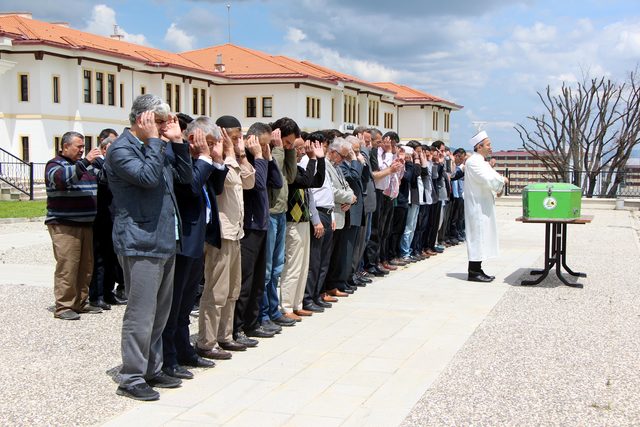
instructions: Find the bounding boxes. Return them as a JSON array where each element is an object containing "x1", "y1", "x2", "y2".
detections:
[{"x1": 106, "y1": 94, "x2": 193, "y2": 401}]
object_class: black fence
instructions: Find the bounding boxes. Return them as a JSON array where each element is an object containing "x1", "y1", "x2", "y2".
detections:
[
  {"x1": 0, "y1": 148, "x2": 35, "y2": 199},
  {"x1": 500, "y1": 168, "x2": 640, "y2": 198}
]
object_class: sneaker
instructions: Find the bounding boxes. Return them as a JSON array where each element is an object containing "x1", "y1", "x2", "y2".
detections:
[
  {"x1": 245, "y1": 325, "x2": 276, "y2": 338},
  {"x1": 260, "y1": 319, "x2": 282, "y2": 334},
  {"x1": 80, "y1": 304, "x2": 103, "y2": 314},
  {"x1": 272, "y1": 315, "x2": 296, "y2": 327},
  {"x1": 55, "y1": 310, "x2": 80, "y2": 320},
  {"x1": 116, "y1": 383, "x2": 160, "y2": 401},
  {"x1": 146, "y1": 372, "x2": 182, "y2": 388},
  {"x1": 235, "y1": 331, "x2": 259, "y2": 347}
]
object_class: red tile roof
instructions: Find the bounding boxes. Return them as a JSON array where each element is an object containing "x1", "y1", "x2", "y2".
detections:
[{"x1": 373, "y1": 82, "x2": 462, "y2": 109}]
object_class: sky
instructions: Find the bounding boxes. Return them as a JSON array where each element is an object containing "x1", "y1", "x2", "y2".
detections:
[{"x1": 5, "y1": 0, "x2": 640, "y2": 150}]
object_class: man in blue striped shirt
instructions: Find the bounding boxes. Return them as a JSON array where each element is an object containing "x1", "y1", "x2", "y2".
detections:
[{"x1": 45, "y1": 131, "x2": 103, "y2": 320}]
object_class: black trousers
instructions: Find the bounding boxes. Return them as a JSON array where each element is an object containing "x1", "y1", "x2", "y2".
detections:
[
  {"x1": 326, "y1": 225, "x2": 358, "y2": 291},
  {"x1": 438, "y1": 200, "x2": 452, "y2": 244},
  {"x1": 378, "y1": 194, "x2": 395, "y2": 262},
  {"x1": 352, "y1": 214, "x2": 368, "y2": 274},
  {"x1": 411, "y1": 204, "x2": 430, "y2": 254},
  {"x1": 364, "y1": 189, "x2": 384, "y2": 268},
  {"x1": 425, "y1": 202, "x2": 441, "y2": 250},
  {"x1": 389, "y1": 206, "x2": 407, "y2": 260},
  {"x1": 304, "y1": 211, "x2": 334, "y2": 306},
  {"x1": 162, "y1": 254, "x2": 203, "y2": 367},
  {"x1": 449, "y1": 197, "x2": 464, "y2": 238},
  {"x1": 234, "y1": 229, "x2": 267, "y2": 334},
  {"x1": 89, "y1": 228, "x2": 123, "y2": 302}
]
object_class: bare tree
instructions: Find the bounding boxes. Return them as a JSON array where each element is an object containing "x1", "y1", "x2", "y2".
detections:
[{"x1": 515, "y1": 71, "x2": 640, "y2": 197}]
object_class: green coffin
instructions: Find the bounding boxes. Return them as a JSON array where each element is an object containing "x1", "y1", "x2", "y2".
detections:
[{"x1": 522, "y1": 183, "x2": 582, "y2": 220}]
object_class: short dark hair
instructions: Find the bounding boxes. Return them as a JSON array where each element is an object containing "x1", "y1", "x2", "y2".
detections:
[
  {"x1": 270, "y1": 117, "x2": 300, "y2": 138},
  {"x1": 98, "y1": 128, "x2": 118, "y2": 142},
  {"x1": 177, "y1": 113, "x2": 194, "y2": 132},
  {"x1": 369, "y1": 128, "x2": 382, "y2": 139},
  {"x1": 453, "y1": 148, "x2": 466, "y2": 156},
  {"x1": 307, "y1": 131, "x2": 326, "y2": 144},
  {"x1": 432, "y1": 140, "x2": 445, "y2": 150},
  {"x1": 353, "y1": 126, "x2": 370, "y2": 136},
  {"x1": 406, "y1": 140, "x2": 421, "y2": 149},
  {"x1": 383, "y1": 131, "x2": 399, "y2": 144},
  {"x1": 247, "y1": 122, "x2": 272, "y2": 138}
]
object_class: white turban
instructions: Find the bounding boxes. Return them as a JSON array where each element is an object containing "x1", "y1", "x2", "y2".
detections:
[
  {"x1": 403, "y1": 146, "x2": 414, "y2": 155},
  {"x1": 469, "y1": 131, "x2": 488, "y2": 147}
]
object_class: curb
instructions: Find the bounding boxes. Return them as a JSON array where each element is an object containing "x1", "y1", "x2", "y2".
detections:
[{"x1": 0, "y1": 216, "x2": 46, "y2": 224}]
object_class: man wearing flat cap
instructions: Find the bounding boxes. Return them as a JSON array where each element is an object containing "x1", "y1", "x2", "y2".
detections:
[{"x1": 464, "y1": 131, "x2": 508, "y2": 282}]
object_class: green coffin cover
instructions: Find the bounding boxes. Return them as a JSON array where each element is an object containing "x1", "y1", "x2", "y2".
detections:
[{"x1": 522, "y1": 183, "x2": 582, "y2": 220}]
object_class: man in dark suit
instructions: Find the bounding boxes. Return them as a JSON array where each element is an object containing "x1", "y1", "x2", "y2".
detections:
[
  {"x1": 106, "y1": 94, "x2": 193, "y2": 401},
  {"x1": 161, "y1": 116, "x2": 227, "y2": 379}
]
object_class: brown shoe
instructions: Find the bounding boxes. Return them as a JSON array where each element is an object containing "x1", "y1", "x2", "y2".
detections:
[
  {"x1": 382, "y1": 262, "x2": 397, "y2": 271},
  {"x1": 321, "y1": 293, "x2": 339, "y2": 303},
  {"x1": 426, "y1": 249, "x2": 438, "y2": 256},
  {"x1": 326, "y1": 288, "x2": 349, "y2": 297},
  {"x1": 283, "y1": 312, "x2": 302, "y2": 322},
  {"x1": 196, "y1": 345, "x2": 232, "y2": 360},
  {"x1": 293, "y1": 309, "x2": 313, "y2": 317}
]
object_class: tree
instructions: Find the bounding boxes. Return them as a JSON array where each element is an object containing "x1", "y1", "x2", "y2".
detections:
[{"x1": 515, "y1": 71, "x2": 640, "y2": 197}]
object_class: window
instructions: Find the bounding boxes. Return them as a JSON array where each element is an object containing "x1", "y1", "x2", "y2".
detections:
[
  {"x1": 432, "y1": 110, "x2": 439, "y2": 131},
  {"x1": 54, "y1": 136, "x2": 62, "y2": 155},
  {"x1": 119, "y1": 83, "x2": 124, "y2": 108},
  {"x1": 246, "y1": 97, "x2": 257, "y2": 117},
  {"x1": 107, "y1": 74, "x2": 115, "y2": 106},
  {"x1": 18, "y1": 74, "x2": 29, "y2": 102},
  {"x1": 141, "y1": 86, "x2": 146, "y2": 95},
  {"x1": 201, "y1": 89, "x2": 206, "y2": 116},
  {"x1": 306, "y1": 97, "x2": 320, "y2": 119},
  {"x1": 444, "y1": 112, "x2": 450, "y2": 132},
  {"x1": 343, "y1": 94, "x2": 357, "y2": 123},
  {"x1": 52, "y1": 75, "x2": 60, "y2": 104},
  {"x1": 84, "y1": 136, "x2": 93, "y2": 152},
  {"x1": 368, "y1": 100, "x2": 379, "y2": 126},
  {"x1": 96, "y1": 72, "x2": 104, "y2": 104},
  {"x1": 83, "y1": 70, "x2": 92, "y2": 103},
  {"x1": 21, "y1": 136, "x2": 29, "y2": 163},
  {"x1": 174, "y1": 84, "x2": 181, "y2": 112},
  {"x1": 262, "y1": 97, "x2": 273, "y2": 117},
  {"x1": 384, "y1": 112, "x2": 394, "y2": 129},
  {"x1": 192, "y1": 88, "x2": 199, "y2": 114},
  {"x1": 165, "y1": 83, "x2": 180, "y2": 111},
  {"x1": 166, "y1": 83, "x2": 173, "y2": 110},
  {"x1": 331, "y1": 97, "x2": 335, "y2": 122}
]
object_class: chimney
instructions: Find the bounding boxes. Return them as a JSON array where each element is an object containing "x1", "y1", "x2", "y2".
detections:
[
  {"x1": 0, "y1": 12, "x2": 33, "y2": 19},
  {"x1": 214, "y1": 53, "x2": 225, "y2": 72},
  {"x1": 110, "y1": 24, "x2": 124, "y2": 41}
]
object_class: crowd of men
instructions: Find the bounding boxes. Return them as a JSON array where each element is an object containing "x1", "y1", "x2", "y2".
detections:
[{"x1": 44, "y1": 93, "x2": 505, "y2": 402}]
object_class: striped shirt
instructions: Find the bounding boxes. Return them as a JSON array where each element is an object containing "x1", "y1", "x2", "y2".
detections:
[{"x1": 44, "y1": 155, "x2": 99, "y2": 225}]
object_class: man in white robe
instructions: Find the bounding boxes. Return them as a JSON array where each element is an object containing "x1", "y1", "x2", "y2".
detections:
[{"x1": 463, "y1": 131, "x2": 508, "y2": 282}]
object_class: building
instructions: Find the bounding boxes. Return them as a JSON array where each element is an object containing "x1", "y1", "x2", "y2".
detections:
[
  {"x1": 0, "y1": 12, "x2": 462, "y2": 165},
  {"x1": 491, "y1": 149, "x2": 549, "y2": 193}
]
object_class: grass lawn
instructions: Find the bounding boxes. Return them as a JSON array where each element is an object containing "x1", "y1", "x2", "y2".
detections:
[{"x1": 0, "y1": 200, "x2": 47, "y2": 219}]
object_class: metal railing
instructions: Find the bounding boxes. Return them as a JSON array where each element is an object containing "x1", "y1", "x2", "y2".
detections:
[
  {"x1": 0, "y1": 147, "x2": 34, "y2": 200},
  {"x1": 500, "y1": 168, "x2": 640, "y2": 198}
]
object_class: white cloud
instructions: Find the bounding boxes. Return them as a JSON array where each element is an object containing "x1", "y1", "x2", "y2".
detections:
[
  {"x1": 513, "y1": 22, "x2": 557, "y2": 44},
  {"x1": 83, "y1": 4, "x2": 148, "y2": 45},
  {"x1": 164, "y1": 23, "x2": 195, "y2": 52},
  {"x1": 286, "y1": 27, "x2": 307, "y2": 43}
]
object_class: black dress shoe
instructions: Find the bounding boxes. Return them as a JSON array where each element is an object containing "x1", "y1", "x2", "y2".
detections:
[
  {"x1": 162, "y1": 365, "x2": 194, "y2": 380},
  {"x1": 146, "y1": 372, "x2": 182, "y2": 388},
  {"x1": 468, "y1": 271, "x2": 493, "y2": 282},
  {"x1": 272, "y1": 316, "x2": 296, "y2": 327},
  {"x1": 260, "y1": 319, "x2": 282, "y2": 334},
  {"x1": 245, "y1": 325, "x2": 276, "y2": 338},
  {"x1": 90, "y1": 299, "x2": 111, "y2": 310},
  {"x1": 218, "y1": 340, "x2": 247, "y2": 351},
  {"x1": 180, "y1": 356, "x2": 215, "y2": 368},
  {"x1": 358, "y1": 275, "x2": 372, "y2": 283},
  {"x1": 314, "y1": 299, "x2": 332, "y2": 308},
  {"x1": 366, "y1": 266, "x2": 385, "y2": 277},
  {"x1": 235, "y1": 331, "x2": 259, "y2": 347},
  {"x1": 104, "y1": 294, "x2": 127, "y2": 305},
  {"x1": 196, "y1": 345, "x2": 232, "y2": 360},
  {"x1": 303, "y1": 303, "x2": 324, "y2": 313},
  {"x1": 116, "y1": 383, "x2": 159, "y2": 401},
  {"x1": 481, "y1": 270, "x2": 496, "y2": 280},
  {"x1": 340, "y1": 287, "x2": 354, "y2": 294}
]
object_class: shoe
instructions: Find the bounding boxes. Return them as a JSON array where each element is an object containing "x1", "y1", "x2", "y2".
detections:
[
  {"x1": 235, "y1": 330, "x2": 259, "y2": 347},
  {"x1": 218, "y1": 340, "x2": 247, "y2": 352},
  {"x1": 283, "y1": 312, "x2": 302, "y2": 322},
  {"x1": 425, "y1": 249, "x2": 437, "y2": 256},
  {"x1": 389, "y1": 259, "x2": 407, "y2": 266},
  {"x1": 116, "y1": 383, "x2": 159, "y2": 401},
  {"x1": 314, "y1": 299, "x2": 332, "y2": 308},
  {"x1": 350, "y1": 278, "x2": 366, "y2": 288},
  {"x1": 468, "y1": 271, "x2": 493, "y2": 283},
  {"x1": 481, "y1": 270, "x2": 496, "y2": 281},
  {"x1": 196, "y1": 345, "x2": 232, "y2": 360},
  {"x1": 326, "y1": 288, "x2": 349, "y2": 297},
  {"x1": 303, "y1": 303, "x2": 325, "y2": 313},
  {"x1": 366, "y1": 266, "x2": 385, "y2": 277},
  {"x1": 180, "y1": 356, "x2": 215, "y2": 368},
  {"x1": 162, "y1": 365, "x2": 194, "y2": 380},
  {"x1": 245, "y1": 325, "x2": 276, "y2": 338},
  {"x1": 293, "y1": 309, "x2": 313, "y2": 317},
  {"x1": 56, "y1": 310, "x2": 80, "y2": 320},
  {"x1": 401, "y1": 256, "x2": 414, "y2": 264},
  {"x1": 80, "y1": 304, "x2": 103, "y2": 314},
  {"x1": 90, "y1": 299, "x2": 111, "y2": 311},
  {"x1": 272, "y1": 315, "x2": 297, "y2": 326},
  {"x1": 339, "y1": 287, "x2": 354, "y2": 294},
  {"x1": 382, "y1": 262, "x2": 397, "y2": 271},
  {"x1": 321, "y1": 293, "x2": 338, "y2": 302},
  {"x1": 377, "y1": 264, "x2": 391, "y2": 274},
  {"x1": 358, "y1": 275, "x2": 372, "y2": 283},
  {"x1": 434, "y1": 245, "x2": 445, "y2": 252},
  {"x1": 260, "y1": 319, "x2": 282, "y2": 334},
  {"x1": 146, "y1": 372, "x2": 182, "y2": 388},
  {"x1": 104, "y1": 294, "x2": 127, "y2": 305}
]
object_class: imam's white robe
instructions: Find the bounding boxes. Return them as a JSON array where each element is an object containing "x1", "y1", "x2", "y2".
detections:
[{"x1": 464, "y1": 153, "x2": 505, "y2": 262}]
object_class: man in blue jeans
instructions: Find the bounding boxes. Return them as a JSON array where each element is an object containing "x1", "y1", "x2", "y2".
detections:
[{"x1": 259, "y1": 118, "x2": 300, "y2": 330}]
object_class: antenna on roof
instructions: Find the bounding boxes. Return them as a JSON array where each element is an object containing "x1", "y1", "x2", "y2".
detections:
[
  {"x1": 110, "y1": 24, "x2": 123, "y2": 41},
  {"x1": 226, "y1": 4, "x2": 231, "y2": 43}
]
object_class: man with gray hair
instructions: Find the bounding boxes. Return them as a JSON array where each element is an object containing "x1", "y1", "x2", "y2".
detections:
[
  {"x1": 45, "y1": 131, "x2": 103, "y2": 320},
  {"x1": 106, "y1": 94, "x2": 193, "y2": 401}
]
